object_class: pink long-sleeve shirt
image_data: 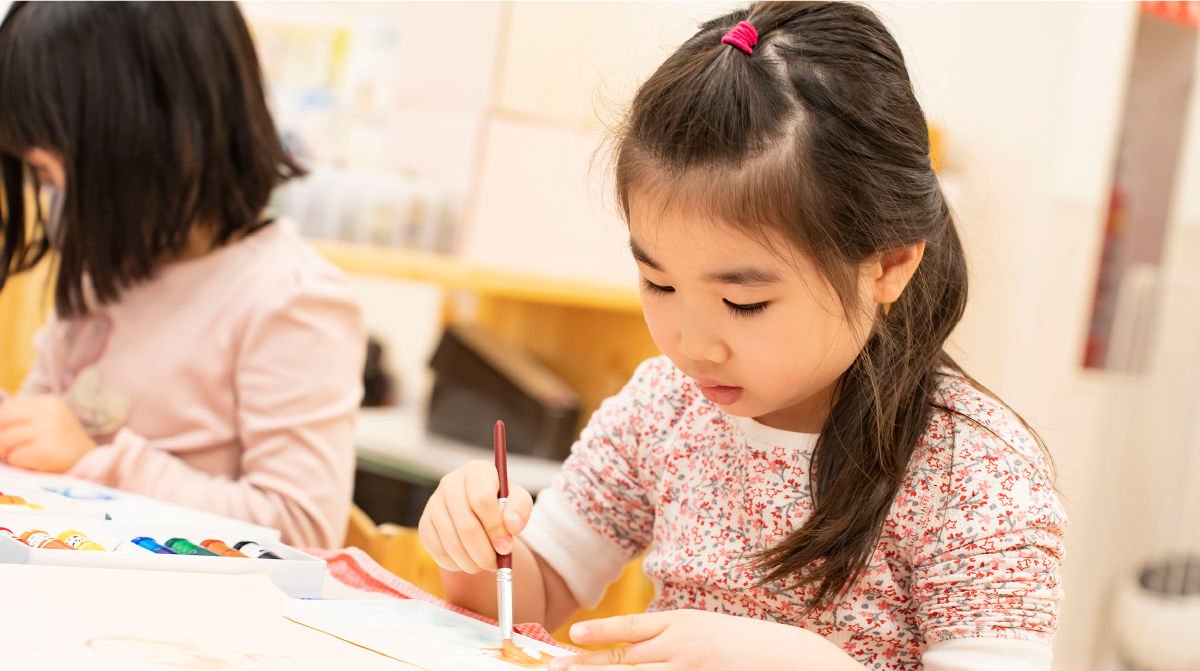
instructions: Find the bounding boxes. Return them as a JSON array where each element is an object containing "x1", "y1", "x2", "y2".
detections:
[{"x1": 16, "y1": 219, "x2": 365, "y2": 548}]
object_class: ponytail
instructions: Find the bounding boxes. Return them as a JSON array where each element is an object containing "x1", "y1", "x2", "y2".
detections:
[{"x1": 616, "y1": 1, "x2": 982, "y2": 608}]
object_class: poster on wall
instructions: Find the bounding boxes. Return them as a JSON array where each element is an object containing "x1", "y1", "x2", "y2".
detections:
[{"x1": 246, "y1": 9, "x2": 458, "y2": 252}]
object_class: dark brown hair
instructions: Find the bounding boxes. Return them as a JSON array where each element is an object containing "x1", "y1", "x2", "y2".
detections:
[
  {"x1": 616, "y1": 2, "x2": 975, "y2": 609},
  {"x1": 0, "y1": 1, "x2": 304, "y2": 317}
]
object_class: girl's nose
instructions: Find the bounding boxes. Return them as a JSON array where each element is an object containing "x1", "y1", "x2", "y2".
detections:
[{"x1": 677, "y1": 325, "x2": 731, "y2": 364}]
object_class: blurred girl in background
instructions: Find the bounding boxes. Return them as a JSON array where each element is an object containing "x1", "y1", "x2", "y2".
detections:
[
  {"x1": 0, "y1": 1, "x2": 364, "y2": 548},
  {"x1": 422, "y1": 3, "x2": 1066, "y2": 670}
]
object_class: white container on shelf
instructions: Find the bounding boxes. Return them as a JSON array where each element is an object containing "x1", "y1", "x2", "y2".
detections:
[
  {"x1": 0, "y1": 515, "x2": 325, "y2": 598},
  {"x1": 1114, "y1": 560, "x2": 1200, "y2": 671},
  {"x1": 0, "y1": 477, "x2": 108, "y2": 519}
]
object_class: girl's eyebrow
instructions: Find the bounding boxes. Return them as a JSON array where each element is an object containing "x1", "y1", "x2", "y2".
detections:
[
  {"x1": 629, "y1": 239, "x2": 663, "y2": 271},
  {"x1": 702, "y1": 267, "x2": 782, "y2": 285},
  {"x1": 631, "y1": 239, "x2": 781, "y2": 285}
]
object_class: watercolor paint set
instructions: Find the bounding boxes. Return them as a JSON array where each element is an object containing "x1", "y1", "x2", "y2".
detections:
[
  {"x1": 0, "y1": 477, "x2": 108, "y2": 519},
  {"x1": 0, "y1": 515, "x2": 325, "y2": 598}
]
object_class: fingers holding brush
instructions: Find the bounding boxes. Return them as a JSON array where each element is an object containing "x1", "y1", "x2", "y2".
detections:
[
  {"x1": 419, "y1": 459, "x2": 533, "y2": 573},
  {"x1": 421, "y1": 485, "x2": 485, "y2": 573},
  {"x1": 463, "y1": 460, "x2": 511, "y2": 557}
]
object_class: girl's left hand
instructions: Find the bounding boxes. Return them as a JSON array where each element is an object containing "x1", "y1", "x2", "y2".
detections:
[
  {"x1": 549, "y1": 609, "x2": 864, "y2": 671},
  {"x1": 0, "y1": 395, "x2": 96, "y2": 472}
]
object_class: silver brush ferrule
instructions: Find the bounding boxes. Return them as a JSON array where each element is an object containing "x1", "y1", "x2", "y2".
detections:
[{"x1": 497, "y1": 567, "x2": 514, "y2": 640}]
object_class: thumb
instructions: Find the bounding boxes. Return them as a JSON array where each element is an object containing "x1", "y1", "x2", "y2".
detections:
[{"x1": 502, "y1": 483, "x2": 533, "y2": 536}]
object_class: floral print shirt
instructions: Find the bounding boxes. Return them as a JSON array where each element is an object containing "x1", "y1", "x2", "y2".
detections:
[{"x1": 522, "y1": 356, "x2": 1066, "y2": 670}]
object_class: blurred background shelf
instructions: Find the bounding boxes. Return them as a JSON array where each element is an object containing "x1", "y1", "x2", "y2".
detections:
[
  {"x1": 354, "y1": 406, "x2": 563, "y2": 527},
  {"x1": 355, "y1": 407, "x2": 565, "y2": 493},
  {"x1": 313, "y1": 240, "x2": 643, "y2": 313},
  {"x1": 319, "y1": 241, "x2": 659, "y2": 443},
  {"x1": 330, "y1": 242, "x2": 658, "y2": 530}
]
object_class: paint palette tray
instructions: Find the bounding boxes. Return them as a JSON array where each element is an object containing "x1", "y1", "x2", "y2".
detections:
[
  {"x1": 0, "y1": 515, "x2": 324, "y2": 598},
  {"x1": 0, "y1": 476, "x2": 108, "y2": 519}
]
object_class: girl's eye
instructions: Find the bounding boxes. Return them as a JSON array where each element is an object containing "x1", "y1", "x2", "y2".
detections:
[
  {"x1": 643, "y1": 279, "x2": 675, "y2": 294},
  {"x1": 724, "y1": 299, "x2": 769, "y2": 317}
]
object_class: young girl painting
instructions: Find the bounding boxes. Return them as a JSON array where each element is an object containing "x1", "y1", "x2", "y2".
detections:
[
  {"x1": 422, "y1": 2, "x2": 1065, "y2": 669},
  {"x1": 0, "y1": 2, "x2": 365, "y2": 548}
]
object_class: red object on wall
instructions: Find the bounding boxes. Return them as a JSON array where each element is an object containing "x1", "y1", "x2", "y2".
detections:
[
  {"x1": 1141, "y1": 1, "x2": 1200, "y2": 30},
  {"x1": 1084, "y1": 189, "x2": 1127, "y2": 369}
]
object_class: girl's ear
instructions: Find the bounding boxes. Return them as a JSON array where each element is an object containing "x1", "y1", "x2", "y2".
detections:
[{"x1": 872, "y1": 242, "x2": 926, "y2": 306}]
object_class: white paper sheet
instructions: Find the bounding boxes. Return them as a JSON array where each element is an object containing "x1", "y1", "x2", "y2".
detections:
[
  {"x1": 0, "y1": 564, "x2": 412, "y2": 669},
  {"x1": 0, "y1": 464, "x2": 281, "y2": 539},
  {"x1": 283, "y1": 599, "x2": 574, "y2": 670}
]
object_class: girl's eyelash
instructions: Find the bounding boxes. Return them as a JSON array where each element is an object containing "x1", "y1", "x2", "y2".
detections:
[
  {"x1": 643, "y1": 279, "x2": 767, "y2": 316},
  {"x1": 724, "y1": 299, "x2": 769, "y2": 317}
]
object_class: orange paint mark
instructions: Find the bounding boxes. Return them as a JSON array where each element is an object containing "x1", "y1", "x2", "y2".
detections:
[{"x1": 481, "y1": 640, "x2": 552, "y2": 668}]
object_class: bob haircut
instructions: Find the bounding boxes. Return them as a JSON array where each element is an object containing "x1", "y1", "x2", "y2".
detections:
[{"x1": 0, "y1": 1, "x2": 305, "y2": 317}]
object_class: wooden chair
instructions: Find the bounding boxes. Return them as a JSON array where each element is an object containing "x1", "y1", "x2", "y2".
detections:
[
  {"x1": 0, "y1": 258, "x2": 53, "y2": 393},
  {"x1": 344, "y1": 505, "x2": 654, "y2": 650}
]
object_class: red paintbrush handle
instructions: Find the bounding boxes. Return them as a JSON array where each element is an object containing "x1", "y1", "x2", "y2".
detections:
[
  {"x1": 494, "y1": 420, "x2": 512, "y2": 570},
  {"x1": 494, "y1": 420, "x2": 509, "y2": 499}
]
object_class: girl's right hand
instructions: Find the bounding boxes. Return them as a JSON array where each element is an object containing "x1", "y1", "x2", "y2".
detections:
[{"x1": 418, "y1": 460, "x2": 533, "y2": 574}]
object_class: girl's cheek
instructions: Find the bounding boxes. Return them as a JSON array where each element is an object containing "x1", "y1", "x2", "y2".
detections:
[{"x1": 640, "y1": 301, "x2": 677, "y2": 357}]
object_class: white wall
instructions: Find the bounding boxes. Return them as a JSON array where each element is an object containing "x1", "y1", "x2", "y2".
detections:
[
  {"x1": 878, "y1": 4, "x2": 1200, "y2": 668},
  {"x1": 875, "y1": 5, "x2": 1140, "y2": 669}
]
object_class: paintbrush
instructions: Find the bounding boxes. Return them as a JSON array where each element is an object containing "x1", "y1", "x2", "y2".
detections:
[{"x1": 494, "y1": 420, "x2": 513, "y2": 643}]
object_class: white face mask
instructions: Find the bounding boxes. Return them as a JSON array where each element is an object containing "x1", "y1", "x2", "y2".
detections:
[{"x1": 41, "y1": 184, "x2": 65, "y2": 245}]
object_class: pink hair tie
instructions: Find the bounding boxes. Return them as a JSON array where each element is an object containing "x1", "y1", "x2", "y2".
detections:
[{"x1": 721, "y1": 21, "x2": 758, "y2": 55}]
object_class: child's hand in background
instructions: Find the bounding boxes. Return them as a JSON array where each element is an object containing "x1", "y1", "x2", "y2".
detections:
[
  {"x1": 418, "y1": 459, "x2": 533, "y2": 573},
  {"x1": 549, "y1": 610, "x2": 866, "y2": 671},
  {"x1": 0, "y1": 395, "x2": 96, "y2": 472}
]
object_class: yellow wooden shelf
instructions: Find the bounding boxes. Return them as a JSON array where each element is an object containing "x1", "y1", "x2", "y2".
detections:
[{"x1": 312, "y1": 241, "x2": 643, "y2": 314}]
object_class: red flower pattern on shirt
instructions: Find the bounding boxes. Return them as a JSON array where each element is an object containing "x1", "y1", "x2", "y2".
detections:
[{"x1": 553, "y1": 357, "x2": 1066, "y2": 670}]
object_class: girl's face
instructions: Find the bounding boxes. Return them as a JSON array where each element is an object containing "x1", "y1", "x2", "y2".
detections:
[{"x1": 631, "y1": 195, "x2": 886, "y2": 433}]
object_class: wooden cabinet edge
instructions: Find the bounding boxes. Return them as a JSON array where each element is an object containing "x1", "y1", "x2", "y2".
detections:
[{"x1": 312, "y1": 241, "x2": 643, "y2": 314}]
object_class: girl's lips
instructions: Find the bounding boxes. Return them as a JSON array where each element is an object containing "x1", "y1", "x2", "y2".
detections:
[{"x1": 699, "y1": 384, "x2": 743, "y2": 405}]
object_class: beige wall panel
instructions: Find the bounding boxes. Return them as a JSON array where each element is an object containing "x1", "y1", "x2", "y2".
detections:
[
  {"x1": 497, "y1": 1, "x2": 738, "y2": 124},
  {"x1": 460, "y1": 118, "x2": 636, "y2": 285}
]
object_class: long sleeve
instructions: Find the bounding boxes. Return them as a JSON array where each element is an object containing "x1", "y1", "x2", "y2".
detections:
[
  {"x1": 523, "y1": 357, "x2": 668, "y2": 607},
  {"x1": 68, "y1": 272, "x2": 365, "y2": 548},
  {"x1": 922, "y1": 638, "x2": 1053, "y2": 671},
  {"x1": 906, "y1": 412, "x2": 1067, "y2": 650}
]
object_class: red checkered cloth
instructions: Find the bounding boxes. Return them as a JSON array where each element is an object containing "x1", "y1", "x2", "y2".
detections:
[{"x1": 302, "y1": 546, "x2": 572, "y2": 650}]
